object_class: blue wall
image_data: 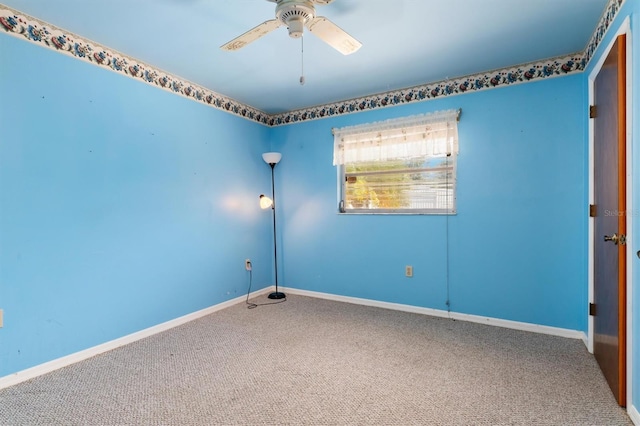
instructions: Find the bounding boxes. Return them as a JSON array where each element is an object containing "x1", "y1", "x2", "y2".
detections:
[
  {"x1": 0, "y1": 35, "x2": 273, "y2": 377},
  {"x1": 271, "y1": 75, "x2": 587, "y2": 331}
]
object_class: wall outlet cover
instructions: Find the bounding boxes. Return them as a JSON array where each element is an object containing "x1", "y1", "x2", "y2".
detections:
[{"x1": 405, "y1": 266, "x2": 413, "y2": 277}]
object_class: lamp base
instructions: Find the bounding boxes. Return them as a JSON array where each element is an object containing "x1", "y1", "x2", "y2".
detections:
[{"x1": 268, "y1": 291, "x2": 286, "y2": 300}]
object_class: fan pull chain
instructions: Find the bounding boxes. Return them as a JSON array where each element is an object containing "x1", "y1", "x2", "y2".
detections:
[{"x1": 299, "y1": 36, "x2": 305, "y2": 85}]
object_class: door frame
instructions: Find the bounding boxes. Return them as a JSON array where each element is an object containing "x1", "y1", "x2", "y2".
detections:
[{"x1": 587, "y1": 16, "x2": 633, "y2": 409}]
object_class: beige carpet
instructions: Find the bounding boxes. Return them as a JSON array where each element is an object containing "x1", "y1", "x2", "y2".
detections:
[{"x1": 0, "y1": 294, "x2": 632, "y2": 425}]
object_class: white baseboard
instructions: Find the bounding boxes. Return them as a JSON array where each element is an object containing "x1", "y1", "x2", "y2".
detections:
[
  {"x1": 0, "y1": 287, "x2": 271, "y2": 390},
  {"x1": 0, "y1": 285, "x2": 596, "y2": 391},
  {"x1": 629, "y1": 404, "x2": 640, "y2": 426},
  {"x1": 580, "y1": 331, "x2": 589, "y2": 349},
  {"x1": 282, "y1": 287, "x2": 585, "y2": 340}
]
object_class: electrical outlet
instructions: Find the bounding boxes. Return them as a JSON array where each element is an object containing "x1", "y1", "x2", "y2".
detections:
[
  {"x1": 245, "y1": 259, "x2": 252, "y2": 271},
  {"x1": 405, "y1": 265, "x2": 413, "y2": 277}
]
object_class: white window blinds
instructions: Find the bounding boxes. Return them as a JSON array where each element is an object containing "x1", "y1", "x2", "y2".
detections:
[{"x1": 333, "y1": 109, "x2": 460, "y2": 166}]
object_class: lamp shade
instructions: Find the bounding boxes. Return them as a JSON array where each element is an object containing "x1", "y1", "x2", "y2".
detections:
[
  {"x1": 259, "y1": 194, "x2": 273, "y2": 209},
  {"x1": 262, "y1": 152, "x2": 282, "y2": 165}
]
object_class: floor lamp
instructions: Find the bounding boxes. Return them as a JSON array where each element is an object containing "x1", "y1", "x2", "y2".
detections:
[{"x1": 260, "y1": 152, "x2": 286, "y2": 300}]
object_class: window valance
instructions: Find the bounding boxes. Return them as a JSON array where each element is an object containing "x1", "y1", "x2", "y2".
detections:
[{"x1": 332, "y1": 109, "x2": 460, "y2": 165}]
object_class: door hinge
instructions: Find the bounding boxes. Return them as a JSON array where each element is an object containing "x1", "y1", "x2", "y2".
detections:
[
  {"x1": 589, "y1": 204, "x2": 597, "y2": 217},
  {"x1": 589, "y1": 303, "x2": 596, "y2": 316},
  {"x1": 589, "y1": 105, "x2": 597, "y2": 119}
]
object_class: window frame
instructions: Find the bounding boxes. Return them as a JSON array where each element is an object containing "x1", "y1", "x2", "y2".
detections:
[
  {"x1": 334, "y1": 110, "x2": 460, "y2": 215},
  {"x1": 337, "y1": 153, "x2": 457, "y2": 215}
]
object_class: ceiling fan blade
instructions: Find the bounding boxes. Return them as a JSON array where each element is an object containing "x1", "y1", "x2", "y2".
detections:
[
  {"x1": 306, "y1": 16, "x2": 362, "y2": 55},
  {"x1": 221, "y1": 19, "x2": 281, "y2": 52}
]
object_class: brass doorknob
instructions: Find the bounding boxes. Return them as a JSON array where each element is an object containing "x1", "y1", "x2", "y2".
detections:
[{"x1": 604, "y1": 234, "x2": 619, "y2": 244}]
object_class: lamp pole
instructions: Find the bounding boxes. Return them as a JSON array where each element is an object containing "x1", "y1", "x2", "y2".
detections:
[{"x1": 267, "y1": 161, "x2": 285, "y2": 300}]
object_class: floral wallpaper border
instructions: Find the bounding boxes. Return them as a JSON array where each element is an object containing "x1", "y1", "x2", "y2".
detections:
[
  {"x1": 267, "y1": 53, "x2": 584, "y2": 126},
  {"x1": 583, "y1": 0, "x2": 625, "y2": 66},
  {"x1": 0, "y1": 0, "x2": 625, "y2": 127},
  {"x1": 0, "y1": 6, "x2": 271, "y2": 125}
]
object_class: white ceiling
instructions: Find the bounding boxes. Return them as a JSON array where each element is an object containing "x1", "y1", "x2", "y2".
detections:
[{"x1": 1, "y1": 0, "x2": 609, "y2": 114}]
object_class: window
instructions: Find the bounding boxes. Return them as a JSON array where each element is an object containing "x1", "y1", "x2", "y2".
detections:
[{"x1": 333, "y1": 109, "x2": 460, "y2": 214}]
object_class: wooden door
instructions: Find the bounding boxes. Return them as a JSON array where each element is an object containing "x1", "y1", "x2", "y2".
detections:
[{"x1": 593, "y1": 34, "x2": 626, "y2": 407}]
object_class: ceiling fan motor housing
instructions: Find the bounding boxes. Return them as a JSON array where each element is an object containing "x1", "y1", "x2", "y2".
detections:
[{"x1": 275, "y1": 0, "x2": 316, "y2": 38}]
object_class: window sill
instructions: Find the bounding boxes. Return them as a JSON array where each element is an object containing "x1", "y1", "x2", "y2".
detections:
[{"x1": 337, "y1": 211, "x2": 457, "y2": 216}]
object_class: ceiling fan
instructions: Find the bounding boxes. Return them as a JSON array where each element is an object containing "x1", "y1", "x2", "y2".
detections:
[{"x1": 221, "y1": 0, "x2": 362, "y2": 55}]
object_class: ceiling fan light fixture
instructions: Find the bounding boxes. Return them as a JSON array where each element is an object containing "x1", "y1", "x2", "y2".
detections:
[{"x1": 287, "y1": 16, "x2": 305, "y2": 38}]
